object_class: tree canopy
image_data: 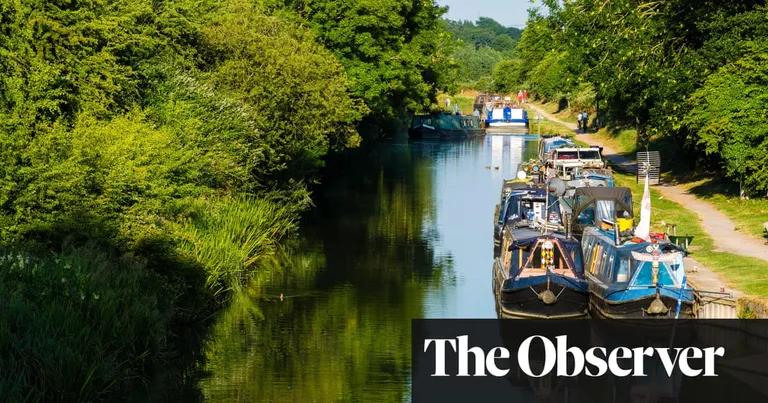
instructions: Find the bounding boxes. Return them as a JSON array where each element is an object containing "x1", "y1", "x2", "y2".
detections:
[{"x1": 443, "y1": 17, "x2": 522, "y2": 90}]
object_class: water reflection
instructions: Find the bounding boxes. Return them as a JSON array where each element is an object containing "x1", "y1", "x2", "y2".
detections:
[{"x1": 192, "y1": 135, "x2": 540, "y2": 402}]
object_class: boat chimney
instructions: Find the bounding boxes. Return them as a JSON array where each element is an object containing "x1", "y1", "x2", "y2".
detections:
[
  {"x1": 614, "y1": 219, "x2": 620, "y2": 245},
  {"x1": 565, "y1": 213, "x2": 572, "y2": 239}
]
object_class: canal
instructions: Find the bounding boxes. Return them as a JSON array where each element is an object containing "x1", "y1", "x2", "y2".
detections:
[{"x1": 162, "y1": 135, "x2": 540, "y2": 401}]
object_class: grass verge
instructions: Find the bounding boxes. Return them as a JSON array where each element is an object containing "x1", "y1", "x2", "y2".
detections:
[
  {"x1": 612, "y1": 171, "x2": 768, "y2": 297},
  {"x1": 436, "y1": 93, "x2": 475, "y2": 114}
]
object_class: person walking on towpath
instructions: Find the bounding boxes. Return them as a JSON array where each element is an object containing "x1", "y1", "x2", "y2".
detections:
[
  {"x1": 576, "y1": 112, "x2": 583, "y2": 132},
  {"x1": 523, "y1": 89, "x2": 528, "y2": 103},
  {"x1": 445, "y1": 97, "x2": 451, "y2": 109},
  {"x1": 517, "y1": 90, "x2": 523, "y2": 104},
  {"x1": 583, "y1": 112, "x2": 589, "y2": 132}
]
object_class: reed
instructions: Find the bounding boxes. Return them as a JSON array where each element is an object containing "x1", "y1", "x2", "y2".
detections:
[{"x1": 175, "y1": 195, "x2": 297, "y2": 296}]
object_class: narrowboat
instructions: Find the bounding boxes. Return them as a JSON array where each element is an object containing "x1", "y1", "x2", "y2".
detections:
[
  {"x1": 407, "y1": 112, "x2": 485, "y2": 139},
  {"x1": 582, "y1": 226, "x2": 695, "y2": 319},
  {"x1": 537, "y1": 135, "x2": 576, "y2": 165},
  {"x1": 493, "y1": 227, "x2": 590, "y2": 319},
  {"x1": 484, "y1": 96, "x2": 529, "y2": 134},
  {"x1": 554, "y1": 167, "x2": 616, "y2": 198},
  {"x1": 493, "y1": 180, "x2": 557, "y2": 256},
  {"x1": 543, "y1": 146, "x2": 607, "y2": 182}
]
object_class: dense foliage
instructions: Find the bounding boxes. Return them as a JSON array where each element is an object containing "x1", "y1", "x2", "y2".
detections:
[
  {"x1": 0, "y1": 0, "x2": 450, "y2": 400},
  {"x1": 443, "y1": 18, "x2": 522, "y2": 90},
  {"x1": 265, "y1": 0, "x2": 456, "y2": 131},
  {"x1": 498, "y1": 0, "x2": 768, "y2": 194}
]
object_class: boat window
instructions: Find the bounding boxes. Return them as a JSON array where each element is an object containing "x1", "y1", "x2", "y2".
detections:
[
  {"x1": 616, "y1": 258, "x2": 630, "y2": 283},
  {"x1": 631, "y1": 261, "x2": 677, "y2": 286},
  {"x1": 589, "y1": 245, "x2": 602, "y2": 274},
  {"x1": 584, "y1": 242, "x2": 593, "y2": 267},
  {"x1": 578, "y1": 150, "x2": 601, "y2": 160},
  {"x1": 557, "y1": 151, "x2": 579, "y2": 160},
  {"x1": 504, "y1": 196, "x2": 521, "y2": 221},
  {"x1": 596, "y1": 200, "x2": 615, "y2": 223},
  {"x1": 577, "y1": 206, "x2": 596, "y2": 226},
  {"x1": 605, "y1": 255, "x2": 615, "y2": 279},
  {"x1": 599, "y1": 252, "x2": 607, "y2": 275},
  {"x1": 564, "y1": 243, "x2": 584, "y2": 272}
]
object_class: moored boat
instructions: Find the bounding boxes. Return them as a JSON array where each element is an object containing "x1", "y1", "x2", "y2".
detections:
[
  {"x1": 537, "y1": 135, "x2": 576, "y2": 165},
  {"x1": 544, "y1": 146, "x2": 606, "y2": 181},
  {"x1": 407, "y1": 112, "x2": 485, "y2": 139},
  {"x1": 582, "y1": 226, "x2": 695, "y2": 319},
  {"x1": 493, "y1": 227, "x2": 590, "y2": 319},
  {"x1": 484, "y1": 96, "x2": 529, "y2": 134},
  {"x1": 493, "y1": 179, "x2": 555, "y2": 256}
]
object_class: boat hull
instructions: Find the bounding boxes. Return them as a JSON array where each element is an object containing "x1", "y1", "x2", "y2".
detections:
[
  {"x1": 486, "y1": 126, "x2": 529, "y2": 135},
  {"x1": 494, "y1": 268, "x2": 589, "y2": 319},
  {"x1": 588, "y1": 291, "x2": 696, "y2": 320},
  {"x1": 407, "y1": 125, "x2": 485, "y2": 139}
]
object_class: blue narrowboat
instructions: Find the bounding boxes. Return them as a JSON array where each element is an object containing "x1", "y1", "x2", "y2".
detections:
[
  {"x1": 483, "y1": 97, "x2": 529, "y2": 134},
  {"x1": 493, "y1": 228, "x2": 590, "y2": 319},
  {"x1": 493, "y1": 182, "x2": 557, "y2": 256},
  {"x1": 486, "y1": 106, "x2": 529, "y2": 128},
  {"x1": 582, "y1": 226, "x2": 694, "y2": 319}
]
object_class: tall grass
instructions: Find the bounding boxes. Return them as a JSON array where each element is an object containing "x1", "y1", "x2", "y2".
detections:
[
  {"x1": 175, "y1": 195, "x2": 297, "y2": 296},
  {"x1": 0, "y1": 245, "x2": 174, "y2": 402}
]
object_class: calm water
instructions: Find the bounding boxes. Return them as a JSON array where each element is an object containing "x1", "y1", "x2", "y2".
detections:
[
  {"x1": 147, "y1": 135, "x2": 766, "y2": 403},
  {"x1": 169, "y1": 135, "x2": 540, "y2": 402}
]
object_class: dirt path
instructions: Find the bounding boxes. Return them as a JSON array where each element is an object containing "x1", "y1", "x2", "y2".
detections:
[{"x1": 527, "y1": 103, "x2": 768, "y2": 298}]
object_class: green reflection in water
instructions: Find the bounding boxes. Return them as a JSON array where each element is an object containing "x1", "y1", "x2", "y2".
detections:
[{"x1": 196, "y1": 140, "x2": 452, "y2": 402}]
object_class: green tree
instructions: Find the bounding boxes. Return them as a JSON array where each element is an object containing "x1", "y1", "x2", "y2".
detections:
[
  {"x1": 266, "y1": 0, "x2": 456, "y2": 130},
  {"x1": 684, "y1": 42, "x2": 768, "y2": 195}
]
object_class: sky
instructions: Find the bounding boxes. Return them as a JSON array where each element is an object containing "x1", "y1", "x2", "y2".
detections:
[{"x1": 436, "y1": 0, "x2": 541, "y2": 28}]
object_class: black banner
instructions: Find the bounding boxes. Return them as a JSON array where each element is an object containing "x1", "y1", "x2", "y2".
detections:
[{"x1": 412, "y1": 320, "x2": 768, "y2": 403}]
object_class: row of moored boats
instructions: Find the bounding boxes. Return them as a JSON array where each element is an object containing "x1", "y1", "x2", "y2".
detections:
[{"x1": 492, "y1": 135, "x2": 695, "y2": 319}]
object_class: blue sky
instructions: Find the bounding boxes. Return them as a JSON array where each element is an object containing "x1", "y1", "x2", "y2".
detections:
[{"x1": 436, "y1": 0, "x2": 541, "y2": 28}]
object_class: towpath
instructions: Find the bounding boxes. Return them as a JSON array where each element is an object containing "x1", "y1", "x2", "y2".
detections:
[{"x1": 527, "y1": 103, "x2": 768, "y2": 297}]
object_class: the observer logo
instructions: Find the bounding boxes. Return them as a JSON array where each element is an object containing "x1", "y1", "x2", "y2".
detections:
[{"x1": 423, "y1": 335, "x2": 725, "y2": 378}]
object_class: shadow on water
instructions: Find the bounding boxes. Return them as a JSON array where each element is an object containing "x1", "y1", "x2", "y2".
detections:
[{"x1": 146, "y1": 134, "x2": 542, "y2": 402}]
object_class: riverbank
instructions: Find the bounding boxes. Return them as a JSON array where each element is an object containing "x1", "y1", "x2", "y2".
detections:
[{"x1": 526, "y1": 101, "x2": 768, "y2": 307}]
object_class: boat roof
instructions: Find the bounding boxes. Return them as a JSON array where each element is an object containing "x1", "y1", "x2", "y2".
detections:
[
  {"x1": 571, "y1": 186, "x2": 634, "y2": 219},
  {"x1": 506, "y1": 227, "x2": 576, "y2": 246},
  {"x1": 572, "y1": 186, "x2": 631, "y2": 201},
  {"x1": 540, "y1": 136, "x2": 574, "y2": 143},
  {"x1": 554, "y1": 146, "x2": 601, "y2": 151},
  {"x1": 502, "y1": 180, "x2": 536, "y2": 192},
  {"x1": 585, "y1": 227, "x2": 685, "y2": 256}
]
